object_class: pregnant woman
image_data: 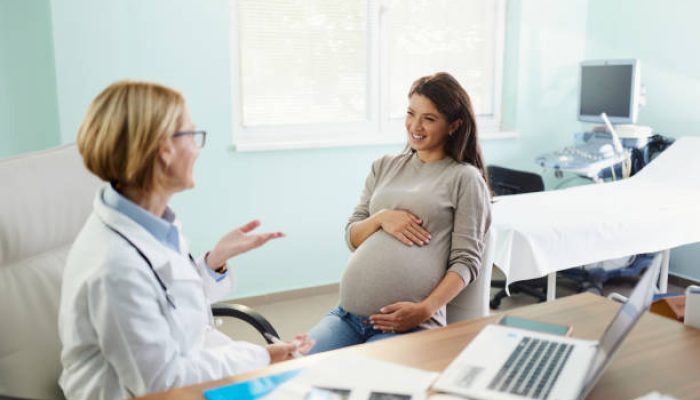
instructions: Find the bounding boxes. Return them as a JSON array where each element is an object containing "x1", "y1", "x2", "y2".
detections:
[{"x1": 308, "y1": 72, "x2": 492, "y2": 353}]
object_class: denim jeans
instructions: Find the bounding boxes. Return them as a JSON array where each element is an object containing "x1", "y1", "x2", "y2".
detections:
[{"x1": 307, "y1": 306, "x2": 421, "y2": 354}]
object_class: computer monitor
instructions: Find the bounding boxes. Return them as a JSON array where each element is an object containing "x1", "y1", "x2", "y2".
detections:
[{"x1": 578, "y1": 59, "x2": 640, "y2": 124}]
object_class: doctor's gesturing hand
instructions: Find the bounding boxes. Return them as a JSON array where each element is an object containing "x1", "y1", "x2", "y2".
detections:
[{"x1": 205, "y1": 220, "x2": 285, "y2": 269}]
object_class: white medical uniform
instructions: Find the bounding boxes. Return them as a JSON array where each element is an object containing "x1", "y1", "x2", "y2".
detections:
[{"x1": 58, "y1": 188, "x2": 269, "y2": 400}]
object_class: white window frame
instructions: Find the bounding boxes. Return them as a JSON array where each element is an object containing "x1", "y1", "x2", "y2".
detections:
[{"x1": 230, "y1": 0, "x2": 509, "y2": 152}]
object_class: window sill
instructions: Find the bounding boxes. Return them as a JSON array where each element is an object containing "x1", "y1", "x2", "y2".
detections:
[
  {"x1": 483, "y1": 130, "x2": 519, "y2": 140},
  {"x1": 231, "y1": 134, "x2": 403, "y2": 152},
  {"x1": 230, "y1": 130, "x2": 519, "y2": 153}
]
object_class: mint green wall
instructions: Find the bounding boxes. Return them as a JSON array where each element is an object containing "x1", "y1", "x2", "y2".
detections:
[
  {"x1": 497, "y1": 0, "x2": 589, "y2": 172},
  {"x1": 3, "y1": 0, "x2": 697, "y2": 296},
  {"x1": 46, "y1": 0, "x2": 596, "y2": 297},
  {"x1": 0, "y1": 0, "x2": 60, "y2": 158},
  {"x1": 489, "y1": 0, "x2": 593, "y2": 194},
  {"x1": 585, "y1": 0, "x2": 700, "y2": 139},
  {"x1": 49, "y1": 0, "x2": 402, "y2": 297},
  {"x1": 584, "y1": 0, "x2": 700, "y2": 281}
]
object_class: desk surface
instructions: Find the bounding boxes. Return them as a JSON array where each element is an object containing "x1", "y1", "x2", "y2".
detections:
[{"x1": 137, "y1": 293, "x2": 700, "y2": 400}]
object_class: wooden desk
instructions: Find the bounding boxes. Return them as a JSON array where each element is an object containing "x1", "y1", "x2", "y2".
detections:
[{"x1": 137, "y1": 293, "x2": 700, "y2": 400}]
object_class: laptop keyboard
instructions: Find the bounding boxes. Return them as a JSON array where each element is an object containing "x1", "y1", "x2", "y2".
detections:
[{"x1": 487, "y1": 336, "x2": 574, "y2": 399}]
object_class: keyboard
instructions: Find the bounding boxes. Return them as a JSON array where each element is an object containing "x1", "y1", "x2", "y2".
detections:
[
  {"x1": 487, "y1": 336, "x2": 574, "y2": 399},
  {"x1": 536, "y1": 144, "x2": 615, "y2": 169}
]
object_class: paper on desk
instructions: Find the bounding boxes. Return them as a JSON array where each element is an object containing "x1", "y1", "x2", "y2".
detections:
[
  {"x1": 265, "y1": 354, "x2": 439, "y2": 400},
  {"x1": 427, "y1": 395, "x2": 470, "y2": 400},
  {"x1": 633, "y1": 391, "x2": 679, "y2": 400}
]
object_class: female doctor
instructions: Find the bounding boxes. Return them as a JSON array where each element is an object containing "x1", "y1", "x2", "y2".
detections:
[{"x1": 58, "y1": 80, "x2": 312, "y2": 400}]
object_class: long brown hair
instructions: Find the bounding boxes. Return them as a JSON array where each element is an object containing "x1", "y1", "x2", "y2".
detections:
[{"x1": 408, "y1": 72, "x2": 487, "y2": 183}]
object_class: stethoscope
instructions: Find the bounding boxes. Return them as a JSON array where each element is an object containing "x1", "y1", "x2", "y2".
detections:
[{"x1": 102, "y1": 222, "x2": 180, "y2": 310}]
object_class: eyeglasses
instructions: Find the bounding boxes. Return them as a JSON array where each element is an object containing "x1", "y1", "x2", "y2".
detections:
[{"x1": 173, "y1": 130, "x2": 207, "y2": 148}]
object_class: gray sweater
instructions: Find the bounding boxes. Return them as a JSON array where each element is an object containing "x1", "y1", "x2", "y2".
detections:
[{"x1": 340, "y1": 152, "x2": 491, "y2": 328}]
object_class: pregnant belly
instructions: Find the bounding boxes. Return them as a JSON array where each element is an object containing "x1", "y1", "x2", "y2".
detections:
[{"x1": 339, "y1": 230, "x2": 449, "y2": 316}]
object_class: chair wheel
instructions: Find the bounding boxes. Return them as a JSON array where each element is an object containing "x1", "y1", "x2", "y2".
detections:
[
  {"x1": 581, "y1": 282, "x2": 603, "y2": 295},
  {"x1": 586, "y1": 285, "x2": 604, "y2": 295}
]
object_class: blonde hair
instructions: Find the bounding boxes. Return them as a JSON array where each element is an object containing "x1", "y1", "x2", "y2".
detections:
[{"x1": 77, "y1": 80, "x2": 185, "y2": 191}]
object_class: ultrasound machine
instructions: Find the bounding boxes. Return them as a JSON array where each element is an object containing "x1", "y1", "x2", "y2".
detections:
[
  {"x1": 536, "y1": 59, "x2": 672, "y2": 182},
  {"x1": 534, "y1": 59, "x2": 674, "y2": 289}
]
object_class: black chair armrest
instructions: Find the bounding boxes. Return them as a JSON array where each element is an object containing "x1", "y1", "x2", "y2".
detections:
[{"x1": 211, "y1": 303, "x2": 279, "y2": 344}]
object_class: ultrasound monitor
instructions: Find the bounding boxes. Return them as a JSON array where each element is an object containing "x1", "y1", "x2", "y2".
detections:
[{"x1": 578, "y1": 59, "x2": 640, "y2": 124}]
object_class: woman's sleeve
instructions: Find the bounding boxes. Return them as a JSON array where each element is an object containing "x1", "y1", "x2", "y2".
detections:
[
  {"x1": 86, "y1": 258, "x2": 269, "y2": 397},
  {"x1": 344, "y1": 158, "x2": 382, "y2": 251},
  {"x1": 447, "y1": 168, "x2": 492, "y2": 285}
]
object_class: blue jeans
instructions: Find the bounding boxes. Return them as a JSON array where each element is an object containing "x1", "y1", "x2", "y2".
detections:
[{"x1": 307, "y1": 306, "x2": 421, "y2": 354}]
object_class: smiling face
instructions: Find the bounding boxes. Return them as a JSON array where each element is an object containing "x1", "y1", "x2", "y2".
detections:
[{"x1": 405, "y1": 94, "x2": 460, "y2": 162}]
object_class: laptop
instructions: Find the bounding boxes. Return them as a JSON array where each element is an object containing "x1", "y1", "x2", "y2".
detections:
[{"x1": 433, "y1": 255, "x2": 662, "y2": 400}]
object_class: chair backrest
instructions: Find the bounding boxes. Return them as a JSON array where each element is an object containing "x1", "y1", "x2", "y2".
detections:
[
  {"x1": 0, "y1": 145, "x2": 101, "y2": 399},
  {"x1": 486, "y1": 165, "x2": 544, "y2": 196},
  {"x1": 446, "y1": 228, "x2": 495, "y2": 323}
]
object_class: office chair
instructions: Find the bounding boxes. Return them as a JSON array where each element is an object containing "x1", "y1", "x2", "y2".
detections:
[
  {"x1": 212, "y1": 303, "x2": 279, "y2": 340},
  {"x1": 487, "y1": 165, "x2": 550, "y2": 309},
  {"x1": 0, "y1": 145, "x2": 279, "y2": 400},
  {"x1": 487, "y1": 165, "x2": 545, "y2": 195},
  {"x1": 446, "y1": 228, "x2": 495, "y2": 323}
]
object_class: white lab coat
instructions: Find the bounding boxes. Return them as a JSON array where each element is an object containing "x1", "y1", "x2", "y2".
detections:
[{"x1": 58, "y1": 188, "x2": 270, "y2": 400}]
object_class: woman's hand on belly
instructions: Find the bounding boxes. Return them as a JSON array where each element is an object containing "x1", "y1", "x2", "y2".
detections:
[
  {"x1": 369, "y1": 301, "x2": 432, "y2": 333},
  {"x1": 376, "y1": 209, "x2": 431, "y2": 247}
]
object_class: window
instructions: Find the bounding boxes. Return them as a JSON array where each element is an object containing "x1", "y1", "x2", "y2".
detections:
[{"x1": 231, "y1": 0, "x2": 506, "y2": 151}]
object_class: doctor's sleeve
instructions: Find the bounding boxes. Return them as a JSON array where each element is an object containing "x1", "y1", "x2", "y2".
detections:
[
  {"x1": 193, "y1": 255, "x2": 236, "y2": 302},
  {"x1": 86, "y1": 261, "x2": 269, "y2": 396}
]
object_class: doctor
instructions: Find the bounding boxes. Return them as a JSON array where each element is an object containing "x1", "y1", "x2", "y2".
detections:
[{"x1": 58, "y1": 80, "x2": 312, "y2": 400}]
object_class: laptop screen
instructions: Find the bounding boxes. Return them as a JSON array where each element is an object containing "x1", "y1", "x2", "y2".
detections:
[{"x1": 579, "y1": 254, "x2": 661, "y2": 396}]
